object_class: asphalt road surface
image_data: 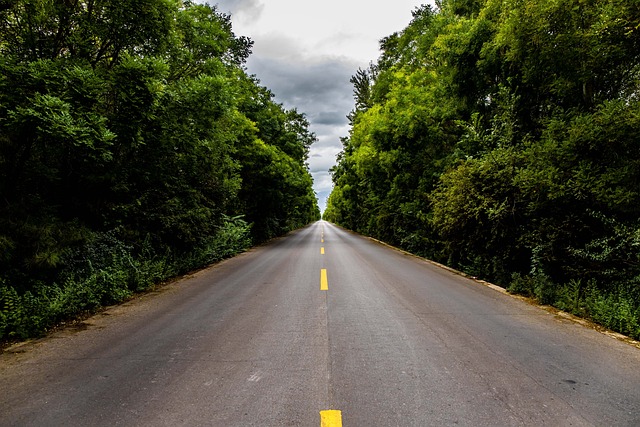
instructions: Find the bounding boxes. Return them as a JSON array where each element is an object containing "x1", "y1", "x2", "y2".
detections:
[{"x1": 1, "y1": 221, "x2": 639, "y2": 426}]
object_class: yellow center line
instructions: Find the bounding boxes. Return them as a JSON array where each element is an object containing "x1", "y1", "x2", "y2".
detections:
[
  {"x1": 320, "y1": 410, "x2": 342, "y2": 427},
  {"x1": 320, "y1": 269, "x2": 328, "y2": 291},
  {"x1": 321, "y1": 247, "x2": 325, "y2": 255},
  {"x1": 321, "y1": 238, "x2": 324, "y2": 243}
]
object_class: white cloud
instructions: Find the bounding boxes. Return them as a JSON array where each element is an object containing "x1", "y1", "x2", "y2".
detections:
[{"x1": 223, "y1": 0, "x2": 427, "y2": 62}]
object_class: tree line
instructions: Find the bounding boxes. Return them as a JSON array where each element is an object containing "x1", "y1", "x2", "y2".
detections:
[
  {"x1": 324, "y1": 0, "x2": 640, "y2": 338},
  {"x1": 0, "y1": 0, "x2": 320, "y2": 339}
]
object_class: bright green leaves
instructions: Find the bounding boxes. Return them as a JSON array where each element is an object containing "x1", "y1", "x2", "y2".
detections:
[
  {"x1": 489, "y1": 0, "x2": 640, "y2": 111},
  {"x1": 327, "y1": 0, "x2": 640, "y2": 306}
]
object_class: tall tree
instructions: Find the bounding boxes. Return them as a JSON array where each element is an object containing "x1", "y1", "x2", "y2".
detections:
[
  {"x1": 327, "y1": 0, "x2": 640, "y2": 293},
  {"x1": 0, "y1": 0, "x2": 319, "y2": 338}
]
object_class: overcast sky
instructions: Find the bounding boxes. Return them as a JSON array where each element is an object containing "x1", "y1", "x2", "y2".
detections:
[{"x1": 205, "y1": 0, "x2": 432, "y2": 212}]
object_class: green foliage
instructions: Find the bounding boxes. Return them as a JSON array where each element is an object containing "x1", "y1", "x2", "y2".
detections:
[
  {"x1": 508, "y1": 276, "x2": 640, "y2": 340},
  {"x1": 509, "y1": 273, "x2": 557, "y2": 306},
  {"x1": 327, "y1": 0, "x2": 640, "y2": 338},
  {"x1": 0, "y1": 214, "x2": 254, "y2": 340},
  {"x1": 583, "y1": 284, "x2": 640, "y2": 339},
  {"x1": 0, "y1": 0, "x2": 318, "y2": 340},
  {"x1": 186, "y1": 215, "x2": 252, "y2": 267},
  {"x1": 237, "y1": 137, "x2": 318, "y2": 241}
]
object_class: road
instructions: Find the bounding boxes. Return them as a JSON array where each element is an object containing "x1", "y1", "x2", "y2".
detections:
[{"x1": 1, "y1": 221, "x2": 639, "y2": 426}]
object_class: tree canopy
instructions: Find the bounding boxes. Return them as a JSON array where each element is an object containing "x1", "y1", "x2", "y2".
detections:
[
  {"x1": 0, "y1": 0, "x2": 319, "y2": 339},
  {"x1": 325, "y1": 0, "x2": 640, "y2": 338}
]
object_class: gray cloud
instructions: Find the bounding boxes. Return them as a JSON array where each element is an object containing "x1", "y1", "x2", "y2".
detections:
[
  {"x1": 245, "y1": 51, "x2": 357, "y2": 212},
  {"x1": 311, "y1": 171, "x2": 334, "y2": 213},
  {"x1": 246, "y1": 55, "x2": 355, "y2": 119},
  {"x1": 314, "y1": 123, "x2": 350, "y2": 146},
  {"x1": 312, "y1": 111, "x2": 346, "y2": 126},
  {"x1": 307, "y1": 144, "x2": 342, "y2": 176},
  {"x1": 308, "y1": 153, "x2": 339, "y2": 174},
  {"x1": 209, "y1": 0, "x2": 264, "y2": 22}
]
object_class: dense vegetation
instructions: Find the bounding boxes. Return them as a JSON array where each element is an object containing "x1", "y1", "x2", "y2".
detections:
[
  {"x1": 0, "y1": 0, "x2": 319, "y2": 340},
  {"x1": 325, "y1": 0, "x2": 640, "y2": 338}
]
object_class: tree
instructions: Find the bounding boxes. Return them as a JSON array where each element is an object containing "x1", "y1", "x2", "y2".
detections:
[
  {"x1": 327, "y1": 0, "x2": 640, "y2": 317},
  {"x1": 0, "y1": 0, "x2": 318, "y2": 338}
]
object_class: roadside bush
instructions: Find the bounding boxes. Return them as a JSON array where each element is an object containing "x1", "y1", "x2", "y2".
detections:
[
  {"x1": 508, "y1": 275, "x2": 640, "y2": 340},
  {"x1": 508, "y1": 272, "x2": 556, "y2": 305},
  {"x1": 193, "y1": 215, "x2": 252, "y2": 265},
  {"x1": 0, "y1": 218, "x2": 252, "y2": 340},
  {"x1": 582, "y1": 283, "x2": 640, "y2": 339}
]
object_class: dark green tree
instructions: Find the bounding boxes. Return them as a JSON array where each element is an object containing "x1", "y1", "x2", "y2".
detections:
[{"x1": 0, "y1": 0, "x2": 318, "y2": 339}]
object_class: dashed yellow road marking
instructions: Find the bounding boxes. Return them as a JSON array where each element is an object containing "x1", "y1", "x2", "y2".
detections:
[
  {"x1": 321, "y1": 247, "x2": 325, "y2": 255},
  {"x1": 320, "y1": 269, "x2": 328, "y2": 291},
  {"x1": 320, "y1": 410, "x2": 342, "y2": 427}
]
